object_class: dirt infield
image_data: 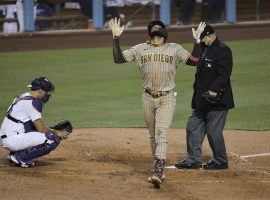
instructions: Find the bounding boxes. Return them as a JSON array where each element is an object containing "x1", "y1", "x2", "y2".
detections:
[
  {"x1": 1, "y1": 21, "x2": 270, "y2": 52},
  {"x1": 0, "y1": 128, "x2": 269, "y2": 200},
  {"x1": 0, "y1": 22, "x2": 270, "y2": 199}
]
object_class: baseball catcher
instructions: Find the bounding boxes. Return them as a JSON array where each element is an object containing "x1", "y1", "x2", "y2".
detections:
[
  {"x1": 0, "y1": 77, "x2": 73, "y2": 168},
  {"x1": 110, "y1": 18, "x2": 205, "y2": 188}
]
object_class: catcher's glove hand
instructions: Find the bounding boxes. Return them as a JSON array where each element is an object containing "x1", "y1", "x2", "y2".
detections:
[
  {"x1": 52, "y1": 120, "x2": 73, "y2": 134},
  {"x1": 202, "y1": 88, "x2": 225, "y2": 104}
]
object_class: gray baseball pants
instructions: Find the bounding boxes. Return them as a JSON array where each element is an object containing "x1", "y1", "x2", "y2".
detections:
[{"x1": 185, "y1": 109, "x2": 228, "y2": 164}]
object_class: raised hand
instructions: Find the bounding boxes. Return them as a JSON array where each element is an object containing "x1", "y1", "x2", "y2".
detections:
[
  {"x1": 192, "y1": 22, "x2": 206, "y2": 43},
  {"x1": 110, "y1": 17, "x2": 124, "y2": 38}
]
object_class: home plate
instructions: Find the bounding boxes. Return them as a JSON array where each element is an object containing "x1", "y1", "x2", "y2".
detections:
[{"x1": 165, "y1": 165, "x2": 177, "y2": 169}]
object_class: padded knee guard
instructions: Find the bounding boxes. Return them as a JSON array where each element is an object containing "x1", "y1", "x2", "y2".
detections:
[{"x1": 13, "y1": 133, "x2": 61, "y2": 161}]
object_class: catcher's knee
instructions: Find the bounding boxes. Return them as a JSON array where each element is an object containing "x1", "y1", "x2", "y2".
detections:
[
  {"x1": 25, "y1": 133, "x2": 61, "y2": 158},
  {"x1": 14, "y1": 136, "x2": 61, "y2": 161},
  {"x1": 45, "y1": 132, "x2": 61, "y2": 146}
]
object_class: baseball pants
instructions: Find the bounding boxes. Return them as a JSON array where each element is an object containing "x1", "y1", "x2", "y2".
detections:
[
  {"x1": 185, "y1": 110, "x2": 228, "y2": 164},
  {"x1": 1, "y1": 131, "x2": 53, "y2": 152},
  {"x1": 142, "y1": 92, "x2": 176, "y2": 160}
]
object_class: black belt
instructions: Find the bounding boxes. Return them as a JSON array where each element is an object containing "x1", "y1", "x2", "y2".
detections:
[
  {"x1": 144, "y1": 89, "x2": 171, "y2": 98},
  {"x1": 1, "y1": 135, "x2": 7, "y2": 139},
  {"x1": 6, "y1": 114, "x2": 23, "y2": 124}
]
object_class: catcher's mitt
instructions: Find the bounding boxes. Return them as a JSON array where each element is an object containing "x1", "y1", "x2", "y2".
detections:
[
  {"x1": 52, "y1": 120, "x2": 73, "y2": 134},
  {"x1": 202, "y1": 88, "x2": 225, "y2": 104}
]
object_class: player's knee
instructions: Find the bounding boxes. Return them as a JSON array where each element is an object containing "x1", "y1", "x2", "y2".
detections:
[
  {"x1": 149, "y1": 136, "x2": 155, "y2": 143},
  {"x1": 23, "y1": 138, "x2": 60, "y2": 160},
  {"x1": 186, "y1": 121, "x2": 196, "y2": 133},
  {"x1": 45, "y1": 132, "x2": 61, "y2": 145},
  {"x1": 155, "y1": 128, "x2": 168, "y2": 143}
]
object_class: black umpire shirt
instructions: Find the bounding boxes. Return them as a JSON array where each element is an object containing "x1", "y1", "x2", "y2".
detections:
[{"x1": 192, "y1": 37, "x2": 234, "y2": 111}]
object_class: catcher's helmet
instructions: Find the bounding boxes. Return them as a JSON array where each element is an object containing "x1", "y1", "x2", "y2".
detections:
[
  {"x1": 28, "y1": 76, "x2": 55, "y2": 92},
  {"x1": 147, "y1": 20, "x2": 168, "y2": 39}
]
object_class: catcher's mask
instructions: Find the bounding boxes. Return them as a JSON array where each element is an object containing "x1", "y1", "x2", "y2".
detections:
[
  {"x1": 147, "y1": 20, "x2": 168, "y2": 39},
  {"x1": 28, "y1": 76, "x2": 55, "y2": 103}
]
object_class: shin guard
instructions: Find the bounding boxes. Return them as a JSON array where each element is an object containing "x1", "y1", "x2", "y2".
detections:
[{"x1": 12, "y1": 133, "x2": 61, "y2": 161}]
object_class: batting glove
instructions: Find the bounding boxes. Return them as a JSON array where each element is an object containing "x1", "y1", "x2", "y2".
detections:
[
  {"x1": 192, "y1": 22, "x2": 206, "y2": 43},
  {"x1": 110, "y1": 17, "x2": 124, "y2": 39}
]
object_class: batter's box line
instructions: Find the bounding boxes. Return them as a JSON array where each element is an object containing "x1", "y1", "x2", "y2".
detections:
[
  {"x1": 229, "y1": 152, "x2": 270, "y2": 176},
  {"x1": 166, "y1": 180, "x2": 270, "y2": 183},
  {"x1": 230, "y1": 152, "x2": 270, "y2": 160}
]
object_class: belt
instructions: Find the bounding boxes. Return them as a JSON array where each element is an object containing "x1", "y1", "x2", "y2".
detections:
[
  {"x1": 1, "y1": 135, "x2": 7, "y2": 139},
  {"x1": 144, "y1": 89, "x2": 171, "y2": 98},
  {"x1": 6, "y1": 114, "x2": 23, "y2": 124}
]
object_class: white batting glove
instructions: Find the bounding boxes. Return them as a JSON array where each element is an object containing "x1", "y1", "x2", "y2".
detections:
[
  {"x1": 110, "y1": 17, "x2": 124, "y2": 39},
  {"x1": 192, "y1": 22, "x2": 206, "y2": 43}
]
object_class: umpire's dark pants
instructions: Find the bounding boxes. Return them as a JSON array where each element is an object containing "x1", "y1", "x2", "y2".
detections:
[{"x1": 185, "y1": 110, "x2": 228, "y2": 164}]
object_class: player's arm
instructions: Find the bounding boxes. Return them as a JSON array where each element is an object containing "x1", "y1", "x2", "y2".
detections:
[
  {"x1": 34, "y1": 119, "x2": 68, "y2": 139},
  {"x1": 185, "y1": 43, "x2": 202, "y2": 66},
  {"x1": 34, "y1": 118, "x2": 56, "y2": 134},
  {"x1": 113, "y1": 37, "x2": 127, "y2": 63},
  {"x1": 110, "y1": 18, "x2": 127, "y2": 64},
  {"x1": 186, "y1": 22, "x2": 206, "y2": 66}
]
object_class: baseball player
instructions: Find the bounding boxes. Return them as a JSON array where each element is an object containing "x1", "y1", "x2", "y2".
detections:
[
  {"x1": 0, "y1": 77, "x2": 69, "y2": 168},
  {"x1": 110, "y1": 18, "x2": 205, "y2": 188}
]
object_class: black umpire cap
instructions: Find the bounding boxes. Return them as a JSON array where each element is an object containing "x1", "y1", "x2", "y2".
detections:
[
  {"x1": 200, "y1": 24, "x2": 215, "y2": 40},
  {"x1": 27, "y1": 76, "x2": 55, "y2": 92}
]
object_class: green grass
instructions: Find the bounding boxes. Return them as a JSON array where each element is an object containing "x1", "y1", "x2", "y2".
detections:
[{"x1": 0, "y1": 39, "x2": 270, "y2": 130}]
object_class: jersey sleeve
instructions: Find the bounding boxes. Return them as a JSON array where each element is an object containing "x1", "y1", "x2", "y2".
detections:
[
  {"x1": 175, "y1": 44, "x2": 190, "y2": 64},
  {"x1": 25, "y1": 100, "x2": 42, "y2": 122},
  {"x1": 122, "y1": 45, "x2": 139, "y2": 62}
]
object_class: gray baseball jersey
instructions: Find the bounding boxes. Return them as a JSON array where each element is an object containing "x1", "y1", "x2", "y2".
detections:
[{"x1": 122, "y1": 42, "x2": 190, "y2": 160}]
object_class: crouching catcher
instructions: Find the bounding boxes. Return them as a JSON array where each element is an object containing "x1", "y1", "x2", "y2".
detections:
[{"x1": 0, "y1": 77, "x2": 73, "y2": 168}]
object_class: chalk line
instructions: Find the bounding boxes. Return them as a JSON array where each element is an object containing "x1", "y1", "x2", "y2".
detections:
[{"x1": 241, "y1": 152, "x2": 270, "y2": 159}]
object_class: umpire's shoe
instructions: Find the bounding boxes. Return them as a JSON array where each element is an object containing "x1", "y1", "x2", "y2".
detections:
[
  {"x1": 175, "y1": 160, "x2": 202, "y2": 169},
  {"x1": 203, "y1": 160, "x2": 228, "y2": 170}
]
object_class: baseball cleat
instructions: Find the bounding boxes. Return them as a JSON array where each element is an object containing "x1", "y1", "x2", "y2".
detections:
[
  {"x1": 10, "y1": 153, "x2": 35, "y2": 168},
  {"x1": 151, "y1": 173, "x2": 162, "y2": 189},
  {"x1": 149, "y1": 171, "x2": 165, "y2": 189},
  {"x1": 148, "y1": 172, "x2": 165, "y2": 182}
]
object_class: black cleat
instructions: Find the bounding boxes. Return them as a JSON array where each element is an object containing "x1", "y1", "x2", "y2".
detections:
[
  {"x1": 203, "y1": 161, "x2": 228, "y2": 170},
  {"x1": 175, "y1": 160, "x2": 202, "y2": 169}
]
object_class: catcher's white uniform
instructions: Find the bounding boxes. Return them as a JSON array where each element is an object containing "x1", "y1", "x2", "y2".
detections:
[{"x1": 0, "y1": 93, "x2": 52, "y2": 151}]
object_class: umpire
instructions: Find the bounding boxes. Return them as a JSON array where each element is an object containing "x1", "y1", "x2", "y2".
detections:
[{"x1": 175, "y1": 24, "x2": 234, "y2": 170}]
